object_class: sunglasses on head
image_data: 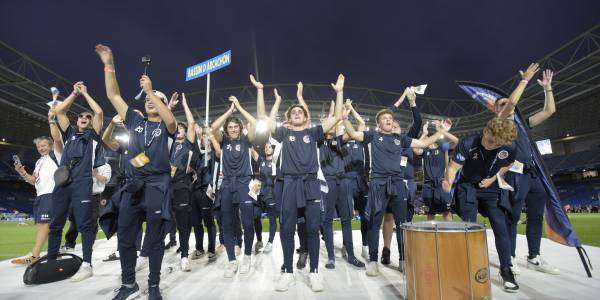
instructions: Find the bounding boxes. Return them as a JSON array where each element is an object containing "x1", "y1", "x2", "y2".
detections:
[{"x1": 78, "y1": 114, "x2": 93, "y2": 120}]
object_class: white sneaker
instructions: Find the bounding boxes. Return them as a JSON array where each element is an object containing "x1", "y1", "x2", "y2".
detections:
[
  {"x1": 361, "y1": 246, "x2": 369, "y2": 260},
  {"x1": 263, "y1": 242, "x2": 273, "y2": 253},
  {"x1": 308, "y1": 272, "x2": 324, "y2": 292},
  {"x1": 71, "y1": 262, "x2": 93, "y2": 282},
  {"x1": 181, "y1": 257, "x2": 191, "y2": 272},
  {"x1": 224, "y1": 260, "x2": 238, "y2": 278},
  {"x1": 366, "y1": 261, "x2": 379, "y2": 277},
  {"x1": 527, "y1": 255, "x2": 560, "y2": 275},
  {"x1": 239, "y1": 255, "x2": 251, "y2": 274},
  {"x1": 511, "y1": 256, "x2": 521, "y2": 275},
  {"x1": 235, "y1": 245, "x2": 241, "y2": 257},
  {"x1": 275, "y1": 273, "x2": 295, "y2": 292},
  {"x1": 135, "y1": 256, "x2": 148, "y2": 271}
]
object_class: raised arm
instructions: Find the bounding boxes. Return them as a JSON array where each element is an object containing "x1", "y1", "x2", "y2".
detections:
[
  {"x1": 345, "y1": 99, "x2": 366, "y2": 131},
  {"x1": 342, "y1": 108, "x2": 364, "y2": 142},
  {"x1": 296, "y1": 82, "x2": 311, "y2": 121},
  {"x1": 140, "y1": 75, "x2": 177, "y2": 134},
  {"x1": 250, "y1": 75, "x2": 266, "y2": 119},
  {"x1": 76, "y1": 82, "x2": 103, "y2": 134},
  {"x1": 405, "y1": 89, "x2": 422, "y2": 138},
  {"x1": 393, "y1": 87, "x2": 409, "y2": 108},
  {"x1": 102, "y1": 115, "x2": 122, "y2": 152},
  {"x1": 167, "y1": 92, "x2": 180, "y2": 111},
  {"x1": 48, "y1": 106, "x2": 64, "y2": 154},
  {"x1": 229, "y1": 96, "x2": 256, "y2": 126},
  {"x1": 498, "y1": 63, "x2": 540, "y2": 118},
  {"x1": 435, "y1": 119, "x2": 459, "y2": 148},
  {"x1": 528, "y1": 70, "x2": 556, "y2": 127},
  {"x1": 321, "y1": 74, "x2": 345, "y2": 133},
  {"x1": 54, "y1": 83, "x2": 80, "y2": 132},
  {"x1": 211, "y1": 103, "x2": 236, "y2": 143},
  {"x1": 409, "y1": 129, "x2": 446, "y2": 149},
  {"x1": 181, "y1": 93, "x2": 196, "y2": 143},
  {"x1": 268, "y1": 89, "x2": 282, "y2": 134},
  {"x1": 95, "y1": 44, "x2": 128, "y2": 119},
  {"x1": 208, "y1": 131, "x2": 222, "y2": 158}
]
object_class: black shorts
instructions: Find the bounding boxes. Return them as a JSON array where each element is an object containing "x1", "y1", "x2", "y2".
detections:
[
  {"x1": 422, "y1": 184, "x2": 452, "y2": 214},
  {"x1": 34, "y1": 193, "x2": 53, "y2": 224}
]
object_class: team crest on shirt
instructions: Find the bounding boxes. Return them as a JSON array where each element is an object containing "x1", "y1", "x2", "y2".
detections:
[
  {"x1": 289, "y1": 136, "x2": 296, "y2": 142},
  {"x1": 497, "y1": 150, "x2": 509, "y2": 159},
  {"x1": 394, "y1": 139, "x2": 401, "y2": 146},
  {"x1": 176, "y1": 144, "x2": 183, "y2": 151},
  {"x1": 71, "y1": 136, "x2": 76, "y2": 141},
  {"x1": 378, "y1": 137, "x2": 384, "y2": 142},
  {"x1": 303, "y1": 135, "x2": 311, "y2": 143},
  {"x1": 331, "y1": 140, "x2": 337, "y2": 146},
  {"x1": 456, "y1": 153, "x2": 466, "y2": 162},
  {"x1": 134, "y1": 126, "x2": 143, "y2": 133},
  {"x1": 152, "y1": 128, "x2": 162, "y2": 137},
  {"x1": 353, "y1": 144, "x2": 358, "y2": 149},
  {"x1": 235, "y1": 144, "x2": 241, "y2": 152},
  {"x1": 261, "y1": 162, "x2": 265, "y2": 167}
]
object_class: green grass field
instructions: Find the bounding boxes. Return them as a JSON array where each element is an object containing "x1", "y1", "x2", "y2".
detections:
[{"x1": 1, "y1": 213, "x2": 599, "y2": 261}]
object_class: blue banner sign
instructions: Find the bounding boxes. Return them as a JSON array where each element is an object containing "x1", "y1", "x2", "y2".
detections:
[{"x1": 186, "y1": 50, "x2": 231, "y2": 81}]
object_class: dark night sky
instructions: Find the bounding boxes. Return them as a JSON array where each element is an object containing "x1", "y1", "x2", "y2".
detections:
[{"x1": 1, "y1": 0, "x2": 599, "y2": 105}]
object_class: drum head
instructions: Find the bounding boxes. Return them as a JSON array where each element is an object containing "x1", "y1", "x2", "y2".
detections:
[{"x1": 401, "y1": 221, "x2": 485, "y2": 232}]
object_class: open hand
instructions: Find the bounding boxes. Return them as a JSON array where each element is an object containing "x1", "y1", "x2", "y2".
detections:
[
  {"x1": 168, "y1": 92, "x2": 179, "y2": 109},
  {"x1": 331, "y1": 74, "x2": 345, "y2": 93},
  {"x1": 94, "y1": 44, "x2": 114, "y2": 66},
  {"x1": 537, "y1": 69, "x2": 553, "y2": 90},
  {"x1": 520, "y1": 63, "x2": 540, "y2": 81},
  {"x1": 250, "y1": 74, "x2": 263, "y2": 89}
]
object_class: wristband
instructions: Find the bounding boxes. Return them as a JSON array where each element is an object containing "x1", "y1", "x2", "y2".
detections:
[
  {"x1": 104, "y1": 66, "x2": 115, "y2": 73},
  {"x1": 49, "y1": 120, "x2": 56, "y2": 124},
  {"x1": 521, "y1": 79, "x2": 529, "y2": 84},
  {"x1": 545, "y1": 89, "x2": 553, "y2": 93}
]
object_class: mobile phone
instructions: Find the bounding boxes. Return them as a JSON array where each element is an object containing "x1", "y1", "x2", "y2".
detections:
[{"x1": 12, "y1": 155, "x2": 21, "y2": 165}]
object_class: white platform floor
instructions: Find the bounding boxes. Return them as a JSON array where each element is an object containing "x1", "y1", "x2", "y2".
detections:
[{"x1": 1, "y1": 230, "x2": 598, "y2": 299}]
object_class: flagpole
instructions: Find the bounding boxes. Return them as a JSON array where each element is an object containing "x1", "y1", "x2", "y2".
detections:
[{"x1": 204, "y1": 72, "x2": 211, "y2": 165}]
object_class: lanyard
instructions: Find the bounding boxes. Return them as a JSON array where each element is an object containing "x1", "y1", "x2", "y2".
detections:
[{"x1": 144, "y1": 121, "x2": 161, "y2": 148}]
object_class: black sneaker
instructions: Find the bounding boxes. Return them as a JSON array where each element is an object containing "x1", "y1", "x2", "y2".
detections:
[
  {"x1": 254, "y1": 241, "x2": 264, "y2": 253},
  {"x1": 112, "y1": 283, "x2": 140, "y2": 300},
  {"x1": 325, "y1": 259, "x2": 335, "y2": 269},
  {"x1": 148, "y1": 285, "x2": 163, "y2": 300},
  {"x1": 103, "y1": 252, "x2": 120, "y2": 262},
  {"x1": 347, "y1": 256, "x2": 366, "y2": 268},
  {"x1": 165, "y1": 240, "x2": 177, "y2": 250},
  {"x1": 296, "y1": 252, "x2": 308, "y2": 269},
  {"x1": 208, "y1": 251, "x2": 217, "y2": 261},
  {"x1": 381, "y1": 247, "x2": 391, "y2": 265},
  {"x1": 500, "y1": 267, "x2": 519, "y2": 293}
]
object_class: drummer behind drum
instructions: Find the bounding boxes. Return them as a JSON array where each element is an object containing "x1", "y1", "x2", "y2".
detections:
[{"x1": 442, "y1": 117, "x2": 519, "y2": 293}]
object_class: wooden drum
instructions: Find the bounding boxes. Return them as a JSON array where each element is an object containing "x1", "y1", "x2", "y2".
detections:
[{"x1": 402, "y1": 221, "x2": 491, "y2": 300}]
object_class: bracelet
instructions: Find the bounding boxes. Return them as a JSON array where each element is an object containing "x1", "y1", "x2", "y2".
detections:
[
  {"x1": 104, "y1": 66, "x2": 115, "y2": 73},
  {"x1": 521, "y1": 79, "x2": 529, "y2": 84},
  {"x1": 49, "y1": 120, "x2": 56, "y2": 124},
  {"x1": 545, "y1": 89, "x2": 553, "y2": 93}
]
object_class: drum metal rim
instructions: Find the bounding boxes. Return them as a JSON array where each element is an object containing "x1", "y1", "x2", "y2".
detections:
[{"x1": 400, "y1": 221, "x2": 485, "y2": 232}]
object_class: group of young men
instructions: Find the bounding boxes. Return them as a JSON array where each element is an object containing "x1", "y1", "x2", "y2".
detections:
[{"x1": 11, "y1": 43, "x2": 562, "y2": 299}]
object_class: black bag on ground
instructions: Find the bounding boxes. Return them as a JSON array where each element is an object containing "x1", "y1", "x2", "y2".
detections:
[{"x1": 23, "y1": 253, "x2": 83, "y2": 285}]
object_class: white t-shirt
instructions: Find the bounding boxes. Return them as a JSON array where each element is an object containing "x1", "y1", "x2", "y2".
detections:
[
  {"x1": 92, "y1": 163, "x2": 112, "y2": 195},
  {"x1": 33, "y1": 150, "x2": 61, "y2": 196}
]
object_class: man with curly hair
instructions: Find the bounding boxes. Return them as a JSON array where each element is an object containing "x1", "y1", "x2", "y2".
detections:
[{"x1": 442, "y1": 117, "x2": 519, "y2": 293}]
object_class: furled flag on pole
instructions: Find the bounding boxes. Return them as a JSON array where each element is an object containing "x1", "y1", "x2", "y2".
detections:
[{"x1": 456, "y1": 81, "x2": 592, "y2": 277}]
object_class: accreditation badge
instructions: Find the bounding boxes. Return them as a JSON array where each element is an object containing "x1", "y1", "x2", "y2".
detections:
[
  {"x1": 400, "y1": 156, "x2": 408, "y2": 167},
  {"x1": 170, "y1": 165, "x2": 177, "y2": 178},
  {"x1": 130, "y1": 152, "x2": 150, "y2": 168},
  {"x1": 509, "y1": 160, "x2": 524, "y2": 174}
]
